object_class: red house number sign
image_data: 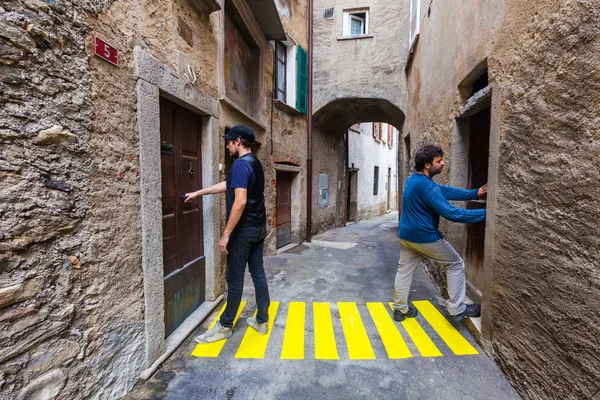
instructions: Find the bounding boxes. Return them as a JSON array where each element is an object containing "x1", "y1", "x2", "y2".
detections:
[{"x1": 93, "y1": 35, "x2": 118, "y2": 66}]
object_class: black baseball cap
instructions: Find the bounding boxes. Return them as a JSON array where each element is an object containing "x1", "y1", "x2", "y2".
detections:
[{"x1": 223, "y1": 125, "x2": 255, "y2": 143}]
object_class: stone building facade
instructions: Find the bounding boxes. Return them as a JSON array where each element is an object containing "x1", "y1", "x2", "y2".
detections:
[
  {"x1": 0, "y1": 0, "x2": 307, "y2": 398},
  {"x1": 311, "y1": 0, "x2": 408, "y2": 233},
  {"x1": 403, "y1": 0, "x2": 600, "y2": 399},
  {"x1": 347, "y1": 122, "x2": 398, "y2": 223}
]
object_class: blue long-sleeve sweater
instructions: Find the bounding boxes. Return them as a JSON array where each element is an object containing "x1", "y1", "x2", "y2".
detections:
[{"x1": 399, "y1": 173, "x2": 486, "y2": 243}]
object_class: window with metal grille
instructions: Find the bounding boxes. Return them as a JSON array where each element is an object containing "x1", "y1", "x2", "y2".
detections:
[
  {"x1": 373, "y1": 166, "x2": 379, "y2": 195},
  {"x1": 274, "y1": 41, "x2": 286, "y2": 102},
  {"x1": 324, "y1": 7, "x2": 334, "y2": 19}
]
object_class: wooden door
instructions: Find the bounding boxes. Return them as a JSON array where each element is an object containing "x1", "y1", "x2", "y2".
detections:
[
  {"x1": 387, "y1": 168, "x2": 392, "y2": 211},
  {"x1": 464, "y1": 106, "x2": 490, "y2": 301},
  {"x1": 160, "y1": 98, "x2": 205, "y2": 337},
  {"x1": 276, "y1": 171, "x2": 292, "y2": 248}
]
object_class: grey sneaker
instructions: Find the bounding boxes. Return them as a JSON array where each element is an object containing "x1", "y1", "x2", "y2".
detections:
[
  {"x1": 246, "y1": 317, "x2": 268, "y2": 335},
  {"x1": 194, "y1": 320, "x2": 232, "y2": 343},
  {"x1": 452, "y1": 304, "x2": 481, "y2": 322},
  {"x1": 393, "y1": 305, "x2": 418, "y2": 322}
]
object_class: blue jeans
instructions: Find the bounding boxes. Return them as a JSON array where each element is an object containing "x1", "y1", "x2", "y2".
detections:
[{"x1": 220, "y1": 224, "x2": 270, "y2": 327}]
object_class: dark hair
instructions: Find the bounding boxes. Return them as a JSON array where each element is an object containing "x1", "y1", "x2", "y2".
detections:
[
  {"x1": 239, "y1": 138, "x2": 252, "y2": 149},
  {"x1": 414, "y1": 144, "x2": 444, "y2": 171}
]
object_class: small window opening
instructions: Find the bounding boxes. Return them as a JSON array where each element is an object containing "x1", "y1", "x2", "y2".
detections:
[
  {"x1": 472, "y1": 71, "x2": 489, "y2": 96},
  {"x1": 324, "y1": 8, "x2": 335, "y2": 19},
  {"x1": 343, "y1": 9, "x2": 369, "y2": 36}
]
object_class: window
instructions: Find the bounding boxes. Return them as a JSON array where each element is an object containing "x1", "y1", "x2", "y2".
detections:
[
  {"x1": 272, "y1": 39, "x2": 308, "y2": 115},
  {"x1": 274, "y1": 42, "x2": 286, "y2": 102},
  {"x1": 409, "y1": 0, "x2": 420, "y2": 48},
  {"x1": 296, "y1": 45, "x2": 308, "y2": 114},
  {"x1": 372, "y1": 122, "x2": 380, "y2": 141},
  {"x1": 343, "y1": 8, "x2": 369, "y2": 37},
  {"x1": 224, "y1": 12, "x2": 259, "y2": 115},
  {"x1": 373, "y1": 166, "x2": 379, "y2": 195},
  {"x1": 324, "y1": 7, "x2": 335, "y2": 19}
]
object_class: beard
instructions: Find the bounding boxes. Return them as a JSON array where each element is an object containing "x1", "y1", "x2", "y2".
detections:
[{"x1": 429, "y1": 165, "x2": 443, "y2": 176}]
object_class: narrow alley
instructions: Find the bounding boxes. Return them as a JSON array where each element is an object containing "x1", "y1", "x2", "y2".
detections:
[{"x1": 126, "y1": 213, "x2": 518, "y2": 400}]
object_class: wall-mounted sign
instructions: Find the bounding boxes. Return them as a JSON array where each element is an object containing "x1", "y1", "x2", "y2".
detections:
[{"x1": 93, "y1": 35, "x2": 118, "y2": 66}]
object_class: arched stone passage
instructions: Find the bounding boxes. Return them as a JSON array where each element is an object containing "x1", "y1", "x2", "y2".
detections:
[
  {"x1": 313, "y1": 97, "x2": 406, "y2": 134},
  {"x1": 310, "y1": 98, "x2": 406, "y2": 234}
]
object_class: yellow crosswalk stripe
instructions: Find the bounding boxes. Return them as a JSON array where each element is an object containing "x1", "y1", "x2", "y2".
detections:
[
  {"x1": 413, "y1": 300, "x2": 479, "y2": 356},
  {"x1": 313, "y1": 302, "x2": 339, "y2": 360},
  {"x1": 366, "y1": 302, "x2": 412, "y2": 359},
  {"x1": 235, "y1": 302, "x2": 280, "y2": 359},
  {"x1": 338, "y1": 302, "x2": 376, "y2": 360},
  {"x1": 388, "y1": 303, "x2": 442, "y2": 357},
  {"x1": 191, "y1": 301, "x2": 247, "y2": 358},
  {"x1": 281, "y1": 302, "x2": 305, "y2": 359}
]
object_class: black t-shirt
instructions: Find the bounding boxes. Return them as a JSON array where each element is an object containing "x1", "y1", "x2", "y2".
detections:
[{"x1": 226, "y1": 153, "x2": 266, "y2": 229}]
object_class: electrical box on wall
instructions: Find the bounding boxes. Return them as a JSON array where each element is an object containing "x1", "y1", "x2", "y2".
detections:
[{"x1": 318, "y1": 174, "x2": 329, "y2": 208}]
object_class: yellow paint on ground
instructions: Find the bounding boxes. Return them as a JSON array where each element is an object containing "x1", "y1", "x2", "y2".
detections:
[
  {"x1": 235, "y1": 302, "x2": 280, "y2": 359},
  {"x1": 281, "y1": 302, "x2": 306, "y2": 360},
  {"x1": 366, "y1": 302, "x2": 412, "y2": 359},
  {"x1": 413, "y1": 300, "x2": 479, "y2": 356},
  {"x1": 388, "y1": 303, "x2": 442, "y2": 357},
  {"x1": 191, "y1": 301, "x2": 247, "y2": 358},
  {"x1": 338, "y1": 302, "x2": 376, "y2": 360},
  {"x1": 313, "y1": 302, "x2": 339, "y2": 360}
]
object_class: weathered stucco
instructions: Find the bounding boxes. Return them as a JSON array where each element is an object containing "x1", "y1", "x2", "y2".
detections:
[{"x1": 406, "y1": 0, "x2": 600, "y2": 398}]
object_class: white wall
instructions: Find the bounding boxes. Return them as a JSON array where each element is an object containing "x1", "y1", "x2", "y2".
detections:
[{"x1": 348, "y1": 122, "x2": 398, "y2": 220}]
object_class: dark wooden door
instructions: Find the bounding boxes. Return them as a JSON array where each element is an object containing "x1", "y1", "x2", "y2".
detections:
[
  {"x1": 465, "y1": 106, "x2": 490, "y2": 301},
  {"x1": 160, "y1": 98, "x2": 205, "y2": 337},
  {"x1": 276, "y1": 171, "x2": 292, "y2": 248}
]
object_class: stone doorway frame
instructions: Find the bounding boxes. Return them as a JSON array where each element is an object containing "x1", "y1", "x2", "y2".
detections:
[
  {"x1": 134, "y1": 47, "x2": 223, "y2": 375},
  {"x1": 449, "y1": 64, "x2": 500, "y2": 347}
]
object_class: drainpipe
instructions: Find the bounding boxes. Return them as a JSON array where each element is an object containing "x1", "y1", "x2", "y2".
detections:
[{"x1": 306, "y1": 0, "x2": 313, "y2": 242}]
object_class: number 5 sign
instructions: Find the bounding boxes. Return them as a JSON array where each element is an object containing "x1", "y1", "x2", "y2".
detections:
[{"x1": 93, "y1": 35, "x2": 119, "y2": 66}]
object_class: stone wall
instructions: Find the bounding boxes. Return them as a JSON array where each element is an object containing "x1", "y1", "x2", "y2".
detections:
[
  {"x1": 0, "y1": 0, "x2": 224, "y2": 398},
  {"x1": 406, "y1": 0, "x2": 600, "y2": 398}
]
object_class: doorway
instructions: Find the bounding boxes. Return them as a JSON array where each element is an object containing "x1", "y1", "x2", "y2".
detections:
[
  {"x1": 346, "y1": 168, "x2": 358, "y2": 222},
  {"x1": 464, "y1": 106, "x2": 490, "y2": 302},
  {"x1": 159, "y1": 97, "x2": 206, "y2": 337},
  {"x1": 387, "y1": 167, "x2": 392, "y2": 211},
  {"x1": 276, "y1": 171, "x2": 293, "y2": 248}
]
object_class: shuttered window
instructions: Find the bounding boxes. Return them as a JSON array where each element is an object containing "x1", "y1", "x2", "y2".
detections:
[
  {"x1": 296, "y1": 45, "x2": 308, "y2": 114},
  {"x1": 373, "y1": 166, "x2": 379, "y2": 195}
]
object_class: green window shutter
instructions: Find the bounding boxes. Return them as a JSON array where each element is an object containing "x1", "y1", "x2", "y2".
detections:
[{"x1": 296, "y1": 45, "x2": 308, "y2": 114}]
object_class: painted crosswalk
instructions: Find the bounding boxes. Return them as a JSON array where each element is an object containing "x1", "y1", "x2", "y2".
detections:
[{"x1": 191, "y1": 300, "x2": 478, "y2": 360}]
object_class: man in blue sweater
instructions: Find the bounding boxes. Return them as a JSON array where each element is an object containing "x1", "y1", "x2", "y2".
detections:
[{"x1": 393, "y1": 144, "x2": 487, "y2": 322}]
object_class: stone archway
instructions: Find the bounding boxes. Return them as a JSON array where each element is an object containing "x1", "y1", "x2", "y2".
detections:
[{"x1": 310, "y1": 97, "x2": 406, "y2": 234}]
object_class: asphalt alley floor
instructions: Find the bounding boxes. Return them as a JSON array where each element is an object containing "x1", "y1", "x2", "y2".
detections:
[{"x1": 126, "y1": 212, "x2": 520, "y2": 400}]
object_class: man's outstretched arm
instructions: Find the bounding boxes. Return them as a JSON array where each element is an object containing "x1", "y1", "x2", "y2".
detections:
[
  {"x1": 425, "y1": 186, "x2": 486, "y2": 224},
  {"x1": 184, "y1": 181, "x2": 227, "y2": 202},
  {"x1": 438, "y1": 183, "x2": 487, "y2": 201}
]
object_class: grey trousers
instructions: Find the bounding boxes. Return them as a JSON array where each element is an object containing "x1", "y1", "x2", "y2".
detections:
[{"x1": 393, "y1": 239, "x2": 467, "y2": 316}]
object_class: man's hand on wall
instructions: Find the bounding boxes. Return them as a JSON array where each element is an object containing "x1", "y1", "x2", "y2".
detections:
[{"x1": 478, "y1": 183, "x2": 488, "y2": 200}]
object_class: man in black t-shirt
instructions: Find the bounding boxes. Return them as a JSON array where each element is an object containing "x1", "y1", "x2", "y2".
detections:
[{"x1": 185, "y1": 125, "x2": 270, "y2": 343}]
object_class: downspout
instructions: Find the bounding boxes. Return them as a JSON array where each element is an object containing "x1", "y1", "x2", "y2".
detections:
[
  {"x1": 306, "y1": 0, "x2": 313, "y2": 242},
  {"x1": 342, "y1": 130, "x2": 348, "y2": 226}
]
